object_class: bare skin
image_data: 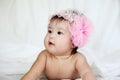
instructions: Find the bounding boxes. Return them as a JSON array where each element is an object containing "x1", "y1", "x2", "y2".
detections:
[{"x1": 21, "y1": 50, "x2": 96, "y2": 80}]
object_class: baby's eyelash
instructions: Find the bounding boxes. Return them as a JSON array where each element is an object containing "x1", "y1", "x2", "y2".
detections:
[
  {"x1": 48, "y1": 30, "x2": 52, "y2": 33},
  {"x1": 57, "y1": 31, "x2": 63, "y2": 35}
]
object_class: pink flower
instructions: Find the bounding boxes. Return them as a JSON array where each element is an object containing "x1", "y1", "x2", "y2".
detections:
[{"x1": 69, "y1": 15, "x2": 93, "y2": 48}]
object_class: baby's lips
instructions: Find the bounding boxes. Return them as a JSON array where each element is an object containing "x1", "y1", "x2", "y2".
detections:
[{"x1": 49, "y1": 41, "x2": 55, "y2": 45}]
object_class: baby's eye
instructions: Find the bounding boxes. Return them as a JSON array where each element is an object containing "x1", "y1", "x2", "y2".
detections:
[
  {"x1": 57, "y1": 31, "x2": 63, "y2": 35},
  {"x1": 48, "y1": 30, "x2": 52, "y2": 33}
]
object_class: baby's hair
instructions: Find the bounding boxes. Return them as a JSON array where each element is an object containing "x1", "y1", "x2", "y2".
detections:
[
  {"x1": 71, "y1": 47, "x2": 78, "y2": 54},
  {"x1": 49, "y1": 15, "x2": 67, "y2": 25},
  {"x1": 49, "y1": 15, "x2": 78, "y2": 54}
]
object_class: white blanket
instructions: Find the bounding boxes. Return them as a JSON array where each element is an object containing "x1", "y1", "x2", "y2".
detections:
[{"x1": 0, "y1": 0, "x2": 120, "y2": 80}]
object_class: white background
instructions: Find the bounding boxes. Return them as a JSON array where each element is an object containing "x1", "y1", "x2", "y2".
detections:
[{"x1": 0, "y1": 0, "x2": 120, "y2": 80}]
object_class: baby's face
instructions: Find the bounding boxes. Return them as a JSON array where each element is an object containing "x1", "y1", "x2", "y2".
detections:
[{"x1": 44, "y1": 20, "x2": 73, "y2": 56}]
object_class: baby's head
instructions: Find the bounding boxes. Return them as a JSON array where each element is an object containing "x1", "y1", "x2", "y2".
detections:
[{"x1": 44, "y1": 9, "x2": 93, "y2": 55}]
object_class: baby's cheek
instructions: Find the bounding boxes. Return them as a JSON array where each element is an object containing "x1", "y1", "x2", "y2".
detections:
[{"x1": 44, "y1": 37, "x2": 49, "y2": 47}]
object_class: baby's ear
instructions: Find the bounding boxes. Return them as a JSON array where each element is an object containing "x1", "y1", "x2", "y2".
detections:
[
  {"x1": 71, "y1": 43, "x2": 76, "y2": 48},
  {"x1": 71, "y1": 39, "x2": 75, "y2": 48}
]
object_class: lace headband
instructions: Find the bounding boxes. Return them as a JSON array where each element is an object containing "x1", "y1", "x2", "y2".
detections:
[{"x1": 51, "y1": 9, "x2": 93, "y2": 48}]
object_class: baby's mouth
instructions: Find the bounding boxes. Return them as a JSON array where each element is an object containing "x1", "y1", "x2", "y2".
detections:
[{"x1": 48, "y1": 41, "x2": 55, "y2": 46}]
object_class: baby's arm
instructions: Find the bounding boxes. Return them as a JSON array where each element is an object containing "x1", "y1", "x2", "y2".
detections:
[
  {"x1": 21, "y1": 50, "x2": 47, "y2": 80},
  {"x1": 76, "y1": 53, "x2": 96, "y2": 80}
]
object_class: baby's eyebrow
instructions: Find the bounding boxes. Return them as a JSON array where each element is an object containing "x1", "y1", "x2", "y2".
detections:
[
  {"x1": 58, "y1": 28, "x2": 64, "y2": 31},
  {"x1": 48, "y1": 26, "x2": 52, "y2": 29},
  {"x1": 58, "y1": 27, "x2": 67, "y2": 32}
]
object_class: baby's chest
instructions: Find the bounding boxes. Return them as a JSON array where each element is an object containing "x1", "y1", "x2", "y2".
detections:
[
  {"x1": 45, "y1": 59, "x2": 77, "y2": 78},
  {"x1": 47, "y1": 61, "x2": 75, "y2": 72}
]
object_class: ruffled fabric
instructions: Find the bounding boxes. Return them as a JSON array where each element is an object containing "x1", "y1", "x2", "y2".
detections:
[{"x1": 69, "y1": 15, "x2": 93, "y2": 48}]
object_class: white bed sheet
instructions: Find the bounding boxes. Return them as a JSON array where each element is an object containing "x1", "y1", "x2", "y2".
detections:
[{"x1": 0, "y1": 0, "x2": 120, "y2": 80}]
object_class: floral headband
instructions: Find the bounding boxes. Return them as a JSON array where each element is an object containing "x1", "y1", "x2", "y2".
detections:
[{"x1": 51, "y1": 9, "x2": 93, "y2": 48}]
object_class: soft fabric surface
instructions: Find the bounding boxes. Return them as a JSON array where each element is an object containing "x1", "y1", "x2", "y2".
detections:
[{"x1": 0, "y1": 0, "x2": 120, "y2": 80}]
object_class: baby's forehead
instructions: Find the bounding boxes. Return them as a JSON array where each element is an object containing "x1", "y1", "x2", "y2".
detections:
[{"x1": 48, "y1": 19, "x2": 70, "y2": 30}]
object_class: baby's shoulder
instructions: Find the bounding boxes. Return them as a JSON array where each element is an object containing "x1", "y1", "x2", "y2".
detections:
[
  {"x1": 38, "y1": 49, "x2": 50, "y2": 57},
  {"x1": 74, "y1": 52, "x2": 85, "y2": 58},
  {"x1": 73, "y1": 52, "x2": 86, "y2": 62}
]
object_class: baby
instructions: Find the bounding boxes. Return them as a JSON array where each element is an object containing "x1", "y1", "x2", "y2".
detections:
[{"x1": 21, "y1": 9, "x2": 96, "y2": 80}]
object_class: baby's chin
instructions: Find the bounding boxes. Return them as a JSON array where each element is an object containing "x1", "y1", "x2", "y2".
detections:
[
  {"x1": 46, "y1": 49, "x2": 57, "y2": 55},
  {"x1": 47, "y1": 50, "x2": 65, "y2": 56}
]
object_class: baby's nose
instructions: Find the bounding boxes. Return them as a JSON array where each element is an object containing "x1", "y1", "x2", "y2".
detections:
[{"x1": 49, "y1": 33, "x2": 55, "y2": 39}]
